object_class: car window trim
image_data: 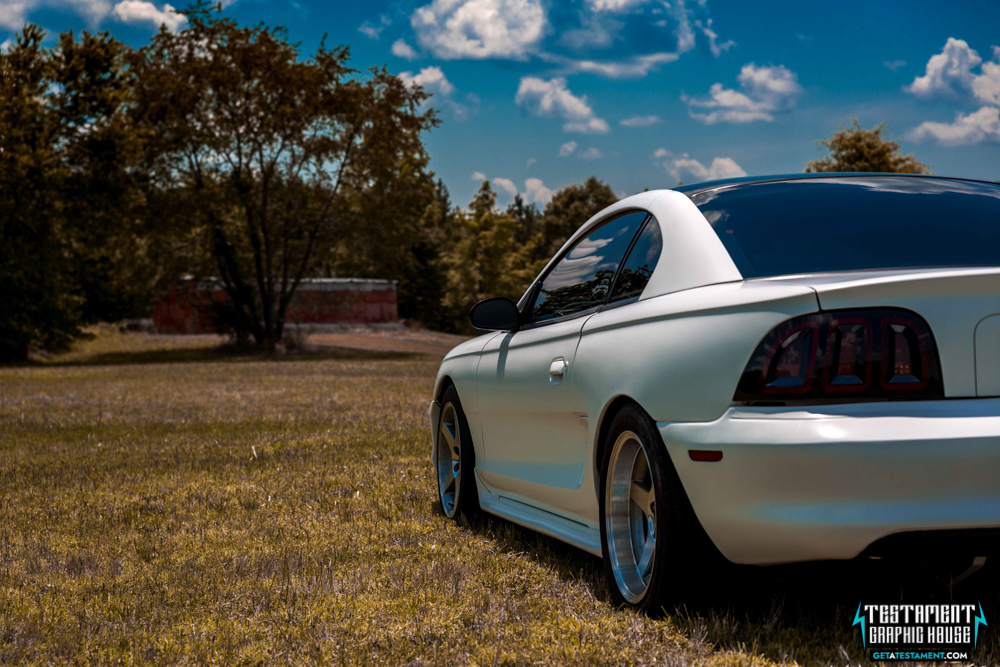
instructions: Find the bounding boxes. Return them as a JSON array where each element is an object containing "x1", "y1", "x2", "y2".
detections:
[{"x1": 521, "y1": 209, "x2": 651, "y2": 329}]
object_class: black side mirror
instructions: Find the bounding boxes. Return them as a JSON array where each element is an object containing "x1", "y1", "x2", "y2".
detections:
[{"x1": 469, "y1": 296, "x2": 521, "y2": 332}]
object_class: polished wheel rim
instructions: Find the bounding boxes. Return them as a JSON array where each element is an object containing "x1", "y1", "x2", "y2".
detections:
[
  {"x1": 436, "y1": 402, "x2": 462, "y2": 517},
  {"x1": 605, "y1": 430, "x2": 656, "y2": 603}
]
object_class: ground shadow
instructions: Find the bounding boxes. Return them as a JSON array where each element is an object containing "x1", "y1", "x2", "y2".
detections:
[{"x1": 462, "y1": 511, "x2": 1000, "y2": 666}]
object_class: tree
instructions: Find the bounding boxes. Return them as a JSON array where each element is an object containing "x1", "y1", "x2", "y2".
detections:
[
  {"x1": 0, "y1": 26, "x2": 81, "y2": 362},
  {"x1": 52, "y1": 29, "x2": 158, "y2": 323},
  {"x1": 129, "y1": 4, "x2": 435, "y2": 350},
  {"x1": 806, "y1": 120, "x2": 932, "y2": 174},
  {"x1": 444, "y1": 182, "x2": 521, "y2": 329}
]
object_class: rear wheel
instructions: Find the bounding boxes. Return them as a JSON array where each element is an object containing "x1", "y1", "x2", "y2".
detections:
[
  {"x1": 435, "y1": 385, "x2": 479, "y2": 520},
  {"x1": 599, "y1": 404, "x2": 713, "y2": 612}
]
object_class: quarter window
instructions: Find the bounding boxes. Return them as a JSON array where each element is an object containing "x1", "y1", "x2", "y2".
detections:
[
  {"x1": 529, "y1": 211, "x2": 648, "y2": 324},
  {"x1": 608, "y1": 217, "x2": 663, "y2": 304}
]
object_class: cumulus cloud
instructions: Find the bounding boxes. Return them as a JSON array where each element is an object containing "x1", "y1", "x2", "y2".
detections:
[
  {"x1": 577, "y1": 147, "x2": 603, "y2": 159},
  {"x1": 492, "y1": 177, "x2": 519, "y2": 197},
  {"x1": 526, "y1": 157, "x2": 536, "y2": 168},
  {"x1": 112, "y1": 1, "x2": 185, "y2": 32},
  {"x1": 399, "y1": 66, "x2": 455, "y2": 96},
  {"x1": 391, "y1": 39, "x2": 418, "y2": 60},
  {"x1": 471, "y1": 171, "x2": 487, "y2": 181},
  {"x1": 524, "y1": 177, "x2": 554, "y2": 204},
  {"x1": 399, "y1": 66, "x2": 476, "y2": 120},
  {"x1": 906, "y1": 106, "x2": 1000, "y2": 145},
  {"x1": 620, "y1": 114, "x2": 660, "y2": 127},
  {"x1": 907, "y1": 38, "x2": 981, "y2": 99},
  {"x1": 683, "y1": 63, "x2": 801, "y2": 124},
  {"x1": 655, "y1": 149, "x2": 746, "y2": 183},
  {"x1": 558, "y1": 140, "x2": 577, "y2": 156},
  {"x1": 0, "y1": 0, "x2": 116, "y2": 30},
  {"x1": 515, "y1": 77, "x2": 609, "y2": 134},
  {"x1": 883, "y1": 59, "x2": 906, "y2": 71},
  {"x1": 410, "y1": 0, "x2": 546, "y2": 60}
]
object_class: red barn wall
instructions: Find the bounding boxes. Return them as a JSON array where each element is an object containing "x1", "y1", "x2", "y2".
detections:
[{"x1": 153, "y1": 278, "x2": 398, "y2": 334}]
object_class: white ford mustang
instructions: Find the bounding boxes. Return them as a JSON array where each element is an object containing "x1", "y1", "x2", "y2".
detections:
[{"x1": 428, "y1": 174, "x2": 1000, "y2": 612}]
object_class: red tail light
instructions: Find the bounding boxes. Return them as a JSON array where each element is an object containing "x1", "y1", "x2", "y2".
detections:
[{"x1": 735, "y1": 309, "x2": 943, "y2": 405}]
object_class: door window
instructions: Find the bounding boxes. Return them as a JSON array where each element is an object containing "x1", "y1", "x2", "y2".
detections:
[
  {"x1": 529, "y1": 211, "x2": 648, "y2": 324},
  {"x1": 607, "y1": 216, "x2": 663, "y2": 305}
]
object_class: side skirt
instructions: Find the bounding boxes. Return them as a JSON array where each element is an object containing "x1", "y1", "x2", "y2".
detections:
[{"x1": 475, "y1": 471, "x2": 603, "y2": 557}]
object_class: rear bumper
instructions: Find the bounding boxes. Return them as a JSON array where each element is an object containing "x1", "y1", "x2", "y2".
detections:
[{"x1": 659, "y1": 399, "x2": 1000, "y2": 565}]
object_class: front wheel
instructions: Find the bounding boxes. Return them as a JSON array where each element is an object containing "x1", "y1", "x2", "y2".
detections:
[
  {"x1": 599, "y1": 404, "x2": 714, "y2": 612},
  {"x1": 434, "y1": 385, "x2": 479, "y2": 520}
]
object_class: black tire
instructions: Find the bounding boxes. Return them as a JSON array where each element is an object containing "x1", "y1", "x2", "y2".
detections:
[
  {"x1": 598, "y1": 403, "x2": 717, "y2": 613},
  {"x1": 435, "y1": 385, "x2": 480, "y2": 521}
]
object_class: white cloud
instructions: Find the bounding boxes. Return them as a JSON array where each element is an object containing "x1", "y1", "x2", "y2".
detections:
[
  {"x1": 515, "y1": 77, "x2": 609, "y2": 134},
  {"x1": 558, "y1": 140, "x2": 577, "y2": 156},
  {"x1": 526, "y1": 157, "x2": 536, "y2": 168},
  {"x1": 586, "y1": 0, "x2": 650, "y2": 11},
  {"x1": 907, "y1": 38, "x2": 981, "y2": 99},
  {"x1": 358, "y1": 21, "x2": 382, "y2": 40},
  {"x1": 399, "y1": 66, "x2": 455, "y2": 96},
  {"x1": 471, "y1": 171, "x2": 487, "y2": 181},
  {"x1": 492, "y1": 177, "x2": 518, "y2": 197},
  {"x1": 410, "y1": 0, "x2": 546, "y2": 60},
  {"x1": 0, "y1": 0, "x2": 117, "y2": 30},
  {"x1": 695, "y1": 18, "x2": 734, "y2": 58},
  {"x1": 399, "y1": 66, "x2": 475, "y2": 120},
  {"x1": 391, "y1": 39, "x2": 419, "y2": 60},
  {"x1": 683, "y1": 63, "x2": 801, "y2": 124},
  {"x1": 577, "y1": 147, "x2": 603, "y2": 159},
  {"x1": 555, "y1": 52, "x2": 680, "y2": 79},
  {"x1": 620, "y1": 114, "x2": 660, "y2": 127},
  {"x1": 655, "y1": 149, "x2": 746, "y2": 182},
  {"x1": 111, "y1": 0, "x2": 185, "y2": 32},
  {"x1": 906, "y1": 38, "x2": 1000, "y2": 106},
  {"x1": 906, "y1": 106, "x2": 1000, "y2": 145},
  {"x1": 524, "y1": 177, "x2": 553, "y2": 205},
  {"x1": 883, "y1": 59, "x2": 906, "y2": 71}
]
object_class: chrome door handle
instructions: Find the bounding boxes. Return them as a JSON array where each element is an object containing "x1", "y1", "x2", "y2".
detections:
[{"x1": 549, "y1": 358, "x2": 568, "y2": 377}]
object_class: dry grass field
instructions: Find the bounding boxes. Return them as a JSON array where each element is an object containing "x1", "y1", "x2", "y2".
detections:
[{"x1": 1, "y1": 329, "x2": 998, "y2": 666}]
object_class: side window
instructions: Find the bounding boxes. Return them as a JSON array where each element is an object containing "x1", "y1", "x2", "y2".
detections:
[
  {"x1": 608, "y1": 216, "x2": 663, "y2": 305},
  {"x1": 529, "y1": 211, "x2": 648, "y2": 324}
]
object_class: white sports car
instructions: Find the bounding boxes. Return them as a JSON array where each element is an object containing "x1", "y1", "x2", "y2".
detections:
[{"x1": 429, "y1": 174, "x2": 1000, "y2": 612}]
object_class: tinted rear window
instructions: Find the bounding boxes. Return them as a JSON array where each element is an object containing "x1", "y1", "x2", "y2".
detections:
[{"x1": 691, "y1": 177, "x2": 1000, "y2": 278}]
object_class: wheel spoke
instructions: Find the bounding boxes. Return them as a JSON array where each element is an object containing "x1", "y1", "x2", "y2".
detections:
[
  {"x1": 636, "y1": 537, "x2": 655, "y2": 578},
  {"x1": 442, "y1": 421, "x2": 457, "y2": 449},
  {"x1": 629, "y1": 480, "x2": 654, "y2": 518}
]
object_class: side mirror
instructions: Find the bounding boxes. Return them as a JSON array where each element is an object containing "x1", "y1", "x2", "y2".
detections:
[{"x1": 469, "y1": 296, "x2": 521, "y2": 332}]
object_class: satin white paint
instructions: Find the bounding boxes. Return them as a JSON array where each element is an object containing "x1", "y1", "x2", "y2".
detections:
[{"x1": 430, "y1": 189, "x2": 1000, "y2": 565}]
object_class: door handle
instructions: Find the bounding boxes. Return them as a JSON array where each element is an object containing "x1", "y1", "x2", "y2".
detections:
[{"x1": 549, "y1": 358, "x2": 568, "y2": 378}]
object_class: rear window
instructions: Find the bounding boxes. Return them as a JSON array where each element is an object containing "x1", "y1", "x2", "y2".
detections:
[{"x1": 691, "y1": 177, "x2": 1000, "y2": 278}]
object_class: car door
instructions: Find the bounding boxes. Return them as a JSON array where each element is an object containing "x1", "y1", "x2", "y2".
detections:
[{"x1": 475, "y1": 210, "x2": 650, "y2": 514}]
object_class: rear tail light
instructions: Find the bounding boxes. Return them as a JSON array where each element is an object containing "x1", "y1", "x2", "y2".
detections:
[{"x1": 735, "y1": 309, "x2": 943, "y2": 405}]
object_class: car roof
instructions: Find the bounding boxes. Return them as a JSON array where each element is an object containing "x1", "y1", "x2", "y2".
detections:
[{"x1": 672, "y1": 172, "x2": 1000, "y2": 198}]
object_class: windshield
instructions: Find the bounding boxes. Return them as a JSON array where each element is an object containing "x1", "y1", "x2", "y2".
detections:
[{"x1": 691, "y1": 177, "x2": 1000, "y2": 278}]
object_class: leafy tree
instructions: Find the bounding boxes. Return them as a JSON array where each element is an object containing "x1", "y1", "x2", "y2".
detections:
[
  {"x1": 444, "y1": 182, "x2": 521, "y2": 329},
  {"x1": 129, "y1": 4, "x2": 435, "y2": 350},
  {"x1": 806, "y1": 120, "x2": 932, "y2": 174},
  {"x1": 52, "y1": 29, "x2": 158, "y2": 322},
  {"x1": 0, "y1": 26, "x2": 81, "y2": 362},
  {"x1": 530, "y1": 176, "x2": 618, "y2": 264}
]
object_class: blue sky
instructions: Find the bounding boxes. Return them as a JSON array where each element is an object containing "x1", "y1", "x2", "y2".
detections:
[{"x1": 4, "y1": 0, "x2": 999, "y2": 209}]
